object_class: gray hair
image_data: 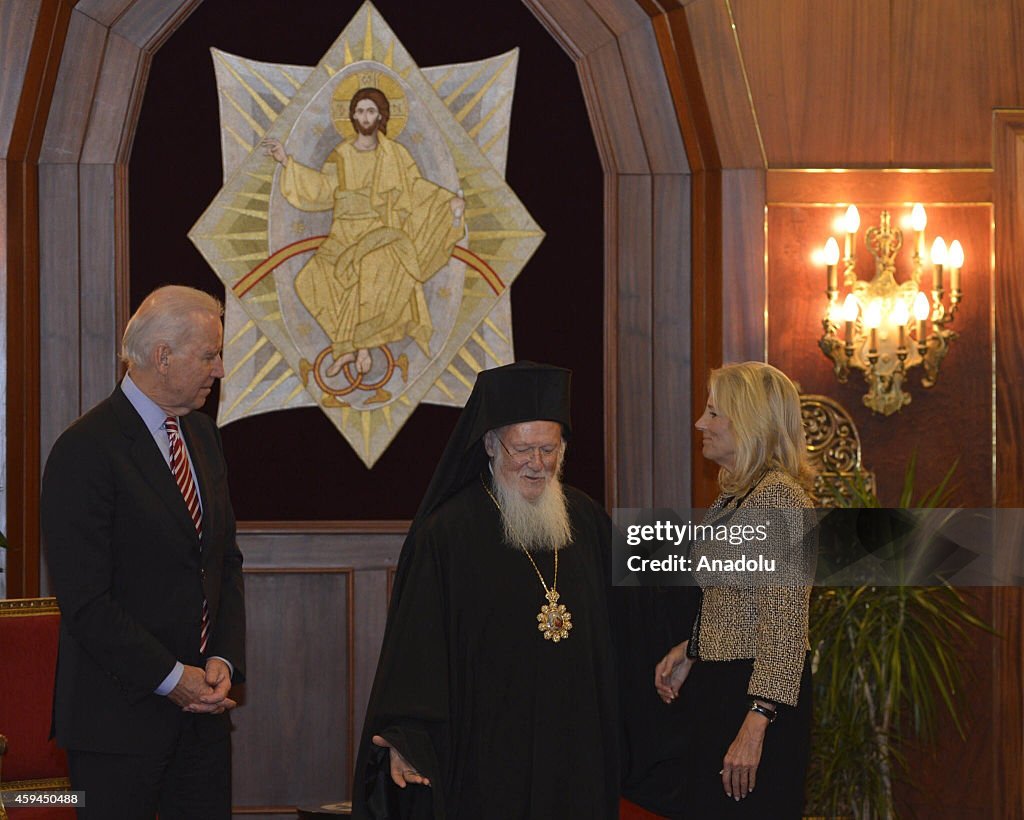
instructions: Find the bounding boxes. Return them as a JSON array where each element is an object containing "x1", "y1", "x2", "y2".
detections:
[{"x1": 121, "y1": 285, "x2": 223, "y2": 368}]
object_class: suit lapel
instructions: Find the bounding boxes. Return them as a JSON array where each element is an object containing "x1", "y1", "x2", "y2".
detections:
[{"x1": 110, "y1": 387, "x2": 202, "y2": 546}]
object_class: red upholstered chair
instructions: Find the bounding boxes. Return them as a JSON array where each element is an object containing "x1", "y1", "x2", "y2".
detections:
[{"x1": 0, "y1": 597, "x2": 73, "y2": 820}]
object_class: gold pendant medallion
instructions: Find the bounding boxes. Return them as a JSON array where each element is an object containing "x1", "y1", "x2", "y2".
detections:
[{"x1": 536, "y1": 588, "x2": 572, "y2": 642}]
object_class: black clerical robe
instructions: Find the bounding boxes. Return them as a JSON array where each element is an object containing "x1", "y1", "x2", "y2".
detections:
[{"x1": 354, "y1": 478, "x2": 619, "y2": 819}]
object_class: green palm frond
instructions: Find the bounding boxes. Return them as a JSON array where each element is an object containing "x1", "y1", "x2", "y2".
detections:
[{"x1": 805, "y1": 458, "x2": 991, "y2": 819}]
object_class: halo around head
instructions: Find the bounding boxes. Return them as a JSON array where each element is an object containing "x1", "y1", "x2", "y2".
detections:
[{"x1": 332, "y1": 66, "x2": 408, "y2": 140}]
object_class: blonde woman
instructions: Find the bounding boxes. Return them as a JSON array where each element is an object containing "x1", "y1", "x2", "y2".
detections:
[{"x1": 655, "y1": 362, "x2": 814, "y2": 818}]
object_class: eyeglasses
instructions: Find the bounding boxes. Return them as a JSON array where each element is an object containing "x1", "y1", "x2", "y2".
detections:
[{"x1": 497, "y1": 437, "x2": 561, "y2": 468}]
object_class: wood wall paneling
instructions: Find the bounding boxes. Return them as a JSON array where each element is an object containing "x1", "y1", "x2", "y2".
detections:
[
  {"x1": 892, "y1": 590, "x2": 999, "y2": 818},
  {"x1": 351, "y1": 568, "x2": 391, "y2": 754},
  {"x1": 232, "y1": 569, "x2": 354, "y2": 810},
  {"x1": 4, "y1": 0, "x2": 74, "y2": 598},
  {"x1": 614, "y1": 175, "x2": 654, "y2": 507},
  {"x1": 38, "y1": 164, "x2": 82, "y2": 456},
  {"x1": 0, "y1": 159, "x2": 7, "y2": 553},
  {"x1": 732, "y1": 0, "x2": 890, "y2": 167},
  {"x1": 688, "y1": 169, "x2": 723, "y2": 507},
  {"x1": 891, "y1": 0, "x2": 1024, "y2": 166},
  {"x1": 651, "y1": 174, "x2": 691, "y2": 509},
  {"x1": 649, "y1": 5, "x2": 720, "y2": 174},
  {"x1": 38, "y1": 10, "x2": 108, "y2": 165},
  {"x1": 580, "y1": 39, "x2": 652, "y2": 173},
  {"x1": 0, "y1": 0, "x2": 44, "y2": 154},
  {"x1": 603, "y1": 173, "x2": 621, "y2": 508},
  {"x1": 585, "y1": 0, "x2": 649, "y2": 34},
  {"x1": 993, "y1": 113, "x2": 1024, "y2": 507},
  {"x1": 73, "y1": 0, "x2": 137, "y2": 29},
  {"x1": 79, "y1": 32, "x2": 145, "y2": 164},
  {"x1": 681, "y1": 0, "x2": 761, "y2": 169},
  {"x1": 617, "y1": 23, "x2": 689, "y2": 173},
  {"x1": 522, "y1": 0, "x2": 616, "y2": 60},
  {"x1": 78, "y1": 163, "x2": 124, "y2": 410},
  {"x1": 236, "y1": 527, "x2": 404, "y2": 809},
  {"x1": 767, "y1": 168, "x2": 994, "y2": 205},
  {"x1": 112, "y1": 0, "x2": 200, "y2": 50},
  {"x1": 720, "y1": 168, "x2": 765, "y2": 363},
  {"x1": 992, "y1": 110, "x2": 1024, "y2": 820}
]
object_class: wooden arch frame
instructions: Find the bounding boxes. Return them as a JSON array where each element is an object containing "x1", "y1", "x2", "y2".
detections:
[{"x1": 7, "y1": 0, "x2": 707, "y2": 594}]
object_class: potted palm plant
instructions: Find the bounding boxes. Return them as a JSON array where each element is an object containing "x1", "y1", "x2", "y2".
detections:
[{"x1": 804, "y1": 458, "x2": 991, "y2": 819}]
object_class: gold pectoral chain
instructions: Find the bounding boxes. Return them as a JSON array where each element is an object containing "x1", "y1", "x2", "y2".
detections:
[{"x1": 481, "y1": 477, "x2": 572, "y2": 642}]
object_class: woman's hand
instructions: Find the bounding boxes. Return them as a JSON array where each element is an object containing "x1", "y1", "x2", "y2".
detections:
[
  {"x1": 720, "y1": 710, "x2": 769, "y2": 800},
  {"x1": 654, "y1": 640, "x2": 694, "y2": 703}
]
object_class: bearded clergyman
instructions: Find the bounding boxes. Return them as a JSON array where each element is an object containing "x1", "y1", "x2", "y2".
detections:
[{"x1": 352, "y1": 361, "x2": 620, "y2": 819}]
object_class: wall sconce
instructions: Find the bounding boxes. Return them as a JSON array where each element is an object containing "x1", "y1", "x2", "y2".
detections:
[{"x1": 817, "y1": 204, "x2": 964, "y2": 415}]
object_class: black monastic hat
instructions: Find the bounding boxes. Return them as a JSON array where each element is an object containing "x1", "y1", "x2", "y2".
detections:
[{"x1": 412, "y1": 361, "x2": 572, "y2": 526}]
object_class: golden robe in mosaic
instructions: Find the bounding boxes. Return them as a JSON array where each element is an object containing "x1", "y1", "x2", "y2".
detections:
[{"x1": 281, "y1": 133, "x2": 462, "y2": 357}]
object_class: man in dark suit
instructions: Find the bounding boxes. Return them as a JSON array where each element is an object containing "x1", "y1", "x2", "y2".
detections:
[{"x1": 41, "y1": 285, "x2": 245, "y2": 819}]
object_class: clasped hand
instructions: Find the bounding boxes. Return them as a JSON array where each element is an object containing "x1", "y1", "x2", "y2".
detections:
[{"x1": 168, "y1": 659, "x2": 235, "y2": 714}]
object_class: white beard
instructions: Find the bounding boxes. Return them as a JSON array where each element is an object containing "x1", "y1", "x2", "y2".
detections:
[{"x1": 491, "y1": 454, "x2": 572, "y2": 552}]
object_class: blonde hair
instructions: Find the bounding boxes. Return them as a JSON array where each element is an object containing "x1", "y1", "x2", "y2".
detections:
[
  {"x1": 708, "y1": 362, "x2": 813, "y2": 496},
  {"x1": 121, "y1": 285, "x2": 223, "y2": 368}
]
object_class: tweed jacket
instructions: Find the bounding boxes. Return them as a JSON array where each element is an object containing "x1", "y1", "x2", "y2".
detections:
[{"x1": 688, "y1": 468, "x2": 813, "y2": 706}]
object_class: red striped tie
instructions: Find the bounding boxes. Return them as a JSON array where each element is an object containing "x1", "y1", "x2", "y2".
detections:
[{"x1": 165, "y1": 416, "x2": 209, "y2": 655}]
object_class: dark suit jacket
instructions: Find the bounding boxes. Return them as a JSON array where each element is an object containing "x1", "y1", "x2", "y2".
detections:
[{"x1": 41, "y1": 385, "x2": 245, "y2": 753}]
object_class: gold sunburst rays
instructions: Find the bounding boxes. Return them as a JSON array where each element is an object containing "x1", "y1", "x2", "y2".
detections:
[
  {"x1": 443, "y1": 61, "x2": 491, "y2": 108},
  {"x1": 226, "y1": 335, "x2": 270, "y2": 380},
  {"x1": 454, "y1": 52, "x2": 516, "y2": 124},
  {"x1": 464, "y1": 204, "x2": 516, "y2": 220},
  {"x1": 221, "y1": 252, "x2": 268, "y2": 264},
  {"x1": 279, "y1": 67, "x2": 303, "y2": 91},
  {"x1": 431, "y1": 377, "x2": 455, "y2": 400},
  {"x1": 214, "y1": 52, "x2": 283, "y2": 124},
  {"x1": 470, "y1": 331, "x2": 503, "y2": 364},
  {"x1": 431, "y1": 66, "x2": 455, "y2": 91},
  {"x1": 225, "y1": 126, "x2": 253, "y2": 152},
  {"x1": 484, "y1": 317, "x2": 510, "y2": 345},
  {"x1": 226, "y1": 318, "x2": 256, "y2": 348},
  {"x1": 235, "y1": 364, "x2": 296, "y2": 419},
  {"x1": 222, "y1": 351, "x2": 285, "y2": 419},
  {"x1": 457, "y1": 347, "x2": 484, "y2": 374},
  {"x1": 220, "y1": 90, "x2": 268, "y2": 139},
  {"x1": 468, "y1": 89, "x2": 512, "y2": 140},
  {"x1": 239, "y1": 57, "x2": 292, "y2": 107},
  {"x1": 466, "y1": 229, "x2": 543, "y2": 240},
  {"x1": 224, "y1": 206, "x2": 269, "y2": 221},
  {"x1": 481, "y1": 126, "x2": 508, "y2": 155},
  {"x1": 202, "y1": 230, "x2": 268, "y2": 241},
  {"x1": 363, "y1": 10, "x2": 374, "y2": 60}
]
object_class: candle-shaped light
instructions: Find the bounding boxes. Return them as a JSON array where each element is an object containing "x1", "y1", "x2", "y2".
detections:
[
  {"x1": 948, "y1": 239, "x2": 964, "y2": 292},
  {"x1": 864, "y1": 298, "x2": 882, "y2": 355},
  {"x1": 841, "y1": 294, "x2": 859, "y2": 345},
  {"x1": 913, "y1": 291, "x2": 930, "y2": 348},
  {"x1": 823, "y1": 237, "x2": 840, "y2": 294},
  {"x1": 910, "y1": 203, "x2": 927, "y2": 261},
  {"x1": 931, "y1": 236, "x2": 947, "y2": 292},
  {"x1": 843, "y1": 205, "x2": 860, "y2": 262},
  {"x1": 891, "y1": 299, "x2": 910, "y2": 353}
]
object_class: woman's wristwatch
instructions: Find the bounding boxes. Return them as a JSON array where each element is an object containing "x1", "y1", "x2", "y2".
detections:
[{"x1": 748, "y1": 699, "x2": 777, "y2": 723}]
